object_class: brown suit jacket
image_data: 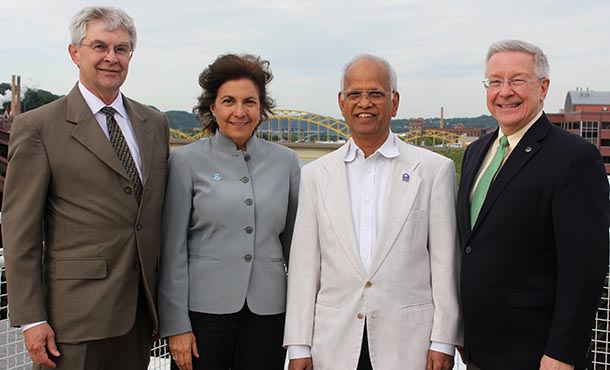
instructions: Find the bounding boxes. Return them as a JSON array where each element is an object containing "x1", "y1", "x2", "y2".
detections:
[{"x1": 2, "y1": 85, "x2": 169, "y2": 343}]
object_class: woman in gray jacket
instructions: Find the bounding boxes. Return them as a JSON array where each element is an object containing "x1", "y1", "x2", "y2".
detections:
[{"x1": 158, "y1": 54, "x2": 300, "y2": 370}]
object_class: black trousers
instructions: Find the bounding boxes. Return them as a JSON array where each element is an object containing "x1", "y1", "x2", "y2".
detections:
[
  {"x1": 171, "y1": 303, "x2": 286, "y2": 370},
  {"x1": 357, "y1": 325, "x2": 374, "y2": 370}
]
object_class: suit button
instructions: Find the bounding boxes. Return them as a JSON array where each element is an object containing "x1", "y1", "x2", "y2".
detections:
[
  {"x1": 465, "y1": 246, "x2": 472, "y2": 254},
  {"x1": 244, "y1": 226, "x2": 254, "y2": 234},
  {"x1": 244, "y1": 198, "x2": 253, "y2": 206},
  {"x1": 240, "y1": 176, "x2": 250, "y2": 183},
  {"x1": 244, "y1": 254, "x2": 253, "y2": 262},
  {"x1": 124, "y1": 186, "x2": 132, "y2": 194},
  {"x1": 365, "y1": 281, "x2": 373, "y2": 288},
  {"x1": 357, "y1": 313, "x2": 364, "y2": 320},
  {"x1": 133, "y1": 262, "x2": 140, "y2": 270},
  {"x1": 136, "y1": 224, "x2": 143, "y2": 231}
]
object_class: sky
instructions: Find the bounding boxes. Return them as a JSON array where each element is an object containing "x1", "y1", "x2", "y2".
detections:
[{"x1": 2, "y1": 0, "x2": 609, "y2": 120}]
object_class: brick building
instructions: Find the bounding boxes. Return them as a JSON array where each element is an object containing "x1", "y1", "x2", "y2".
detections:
[
  {"x1": 407, "y1": 118, "x2": 484, "y2": 137},
  {"x1": 546, "y1": 88, "x2": 610, "y2": 173}
]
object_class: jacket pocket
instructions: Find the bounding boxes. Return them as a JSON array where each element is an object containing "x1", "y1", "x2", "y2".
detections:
[
  {"x1": 55, "y1": 257, "x2": 107, "y2": 280},
  {"x1": 400, "y1": 300, "x2": 433, "y2": 311}
]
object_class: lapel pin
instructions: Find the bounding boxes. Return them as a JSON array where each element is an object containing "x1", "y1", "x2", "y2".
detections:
[
  {"x1": 402, "y1": 172, "x2": 410, "y2": 182},
  {"x1": 213, "y1": 173, "x2": 222, "y2": 181},
  {"x1": 525, "y1": 146, "x2": 532, "y2": 153}
]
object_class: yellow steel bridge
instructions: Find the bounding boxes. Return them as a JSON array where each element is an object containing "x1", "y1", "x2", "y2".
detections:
[{"x1": 169, "y1": 109, "x2": 461, "y2": 146}]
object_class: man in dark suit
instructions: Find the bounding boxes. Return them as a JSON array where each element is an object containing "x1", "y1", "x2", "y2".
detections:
[
  {"x1": 2, "y1": 6, "x2": 169, "y2": 370},
  {"x1": 457, "y1": 39, "x2": 609, "y2": 370}
]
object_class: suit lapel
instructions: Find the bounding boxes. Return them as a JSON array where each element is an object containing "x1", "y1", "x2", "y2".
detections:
[
  {"x1": 368, "y1": 141, "x2": 421, "y2": 277},
  {"x1": 472, "y1": 116, "x2": 549, "y2": 231},
  {"x1": 459, "y1": 130, "x2": 496, "y2": 238},
  {"x1": 67, "y1": 86, "x2": 130, "y2": 181},
  {"x1": 124, "y1": 97, "x2": 154, "y2": 186},
  {"x1": 319, "y1": 145, "x2": 367, "y2": 278}
]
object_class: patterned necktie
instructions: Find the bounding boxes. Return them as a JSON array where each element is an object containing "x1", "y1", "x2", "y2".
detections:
[
  {"x1": 100, "y1": 106, "x2": 143, "y2": 205},
  {"x1": 470, "y1": 135, "x2": 509, "y2": 228}
]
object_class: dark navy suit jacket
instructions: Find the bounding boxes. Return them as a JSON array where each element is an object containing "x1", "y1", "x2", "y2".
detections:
[{"x1": 457, "y1": 113, "x2": 609, "y2": 370}]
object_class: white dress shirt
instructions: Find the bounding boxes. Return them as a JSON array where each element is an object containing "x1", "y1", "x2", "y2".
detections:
[
  {"x1": 78, "y1": 82, "x2": 143, "y2": 179},
  {"x1": 289, "y1": 132, "x2": 454, "y2": 359},
  {"x1": 345, "y1": 133, "x2": 399, "y2": 274}
]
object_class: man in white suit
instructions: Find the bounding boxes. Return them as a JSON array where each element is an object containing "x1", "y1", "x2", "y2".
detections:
[{"x1": 283, "y1": 54, "x2": 462, "y2": 370}]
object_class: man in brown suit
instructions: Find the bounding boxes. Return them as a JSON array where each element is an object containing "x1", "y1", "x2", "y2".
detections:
[{"x1": 2, "y1": 6, "x2": 169, "y2": 370}]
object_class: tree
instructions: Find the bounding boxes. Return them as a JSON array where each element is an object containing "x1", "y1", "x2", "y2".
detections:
[
  {"x1": 21, "y1": 88, "x2": 62, "y2": 112},
  {"x1": 0, "y1": 83, "x2": 10, "y2": 95},
  {"x1": 431, "y1": 147, "x2": 465, "y2": 183}
]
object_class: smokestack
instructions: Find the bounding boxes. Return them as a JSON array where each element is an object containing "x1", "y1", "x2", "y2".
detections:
[
  {"x1": 10, "y1": 75, "x2": 15, "y2": 115},
  {"x1": 16, "y1": 75, "x2": 21, "y2": 115},
  {"x1": 440, "y1": 107, "x2": 444, "y2": 129},
  {"x1": 10, "y1": 75, "x2": 22, "y2": 116}
]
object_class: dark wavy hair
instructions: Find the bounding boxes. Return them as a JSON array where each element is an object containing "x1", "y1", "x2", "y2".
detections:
[{"x1": 193, "y1": 54, "x2": 275, "y2": 134}]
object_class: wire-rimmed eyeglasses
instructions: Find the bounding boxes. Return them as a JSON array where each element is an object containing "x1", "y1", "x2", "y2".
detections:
[
  {"x1": 341, "y1": 90, "x2": 394, "y2": 104},
  {"x1": 80, "y1": 42, "x2": 133, "y2": 58},
  {"x1": 483, "y1": 77, "x2": 546, "y2": 91}
]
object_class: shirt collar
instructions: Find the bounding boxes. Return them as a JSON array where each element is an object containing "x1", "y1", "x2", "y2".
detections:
[
  {"x1": 344, "y1": 131, "x2": 400, "y2": 163},
  {"x1": 78, "y1": 81, "x2": 127, "y2": 119},
  {"x1": 499, "y1": 109, "x2": 542, "y2": 148}
]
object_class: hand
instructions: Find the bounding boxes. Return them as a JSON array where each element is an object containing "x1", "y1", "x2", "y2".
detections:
[
  {"x1": 168, "y1": 332, "x2": 200, "y2": 370},
  {"x1": 540, "y1": 355, "x2": 575, "y2": 370},
  {"x1": 426, "y1": 349, "x2": 454, "y2": 370},
  {"x1": 23, "y1": 323, "x2": 60, "y2": 368},
  {"x1": 289, "y1": 357, "x2": 313, "y2": 370}
]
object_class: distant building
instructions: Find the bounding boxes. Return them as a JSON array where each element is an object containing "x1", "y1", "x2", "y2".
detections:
[
  {"x1": 409, "y1": 118, "x2": 425, "y2": 130},
  {"x1": 448, "y1": 124, "x2": 484, "y2": 138},
  {"x1": 547, "y1": 88, "x2": 610, "y2": 173}
]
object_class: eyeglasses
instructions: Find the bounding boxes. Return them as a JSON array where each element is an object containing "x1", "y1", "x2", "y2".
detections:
[
  {"x1": 80, "y1": 42, "x2": 133, "y2": 57},
  {"x1": 483, "y1": 77, "x2": 546, "y2": 91},
  {"x1": 341, "y1": 90, "x2": 394, "y2": 104}
]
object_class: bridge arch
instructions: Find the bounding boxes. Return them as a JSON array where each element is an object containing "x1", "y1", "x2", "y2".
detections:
[
  {"x1": 258, "y1": 109, "x2": 350, "y2": 142},
  {"x1": 398, "y1": 130, "x2": 462, "y2": 146},
  {"x1": 168, "y1": 109, "x2": 350, "y2": 142}
]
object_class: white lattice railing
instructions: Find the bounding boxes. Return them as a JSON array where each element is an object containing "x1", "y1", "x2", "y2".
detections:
[{"x1": 0, "y1": 254, "x2": 607, "y2": 369}]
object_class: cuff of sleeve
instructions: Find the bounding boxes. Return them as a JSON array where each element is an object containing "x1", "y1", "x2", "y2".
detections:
[
  {"x1": 288, "y1": 345, "x2": 312, "y2": 359},
  {"x1": 22, "y1": 321, "x2": 47, "y2": 332},
  {"x1": 430, "y1": 341, "x2": 455, "y2": 356}
]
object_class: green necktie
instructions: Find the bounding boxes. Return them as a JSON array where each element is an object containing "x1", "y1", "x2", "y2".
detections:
[{"x1": 470, "y1": 135, "x2": 509, "y2": 228}]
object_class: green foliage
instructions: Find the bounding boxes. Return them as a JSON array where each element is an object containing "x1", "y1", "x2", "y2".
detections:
[
  {"x1": 22, "y1": 88, "x2": 62, "y2": 112},
  {"x1": 166, "y1": 110, "x2": 200, "y2": 130},
  {"x1": 430, "y1": 147, "x2": 465, "y2": 183},
  {"x1": 0, "y1": 83, "x2": 10, "y2": 95}
]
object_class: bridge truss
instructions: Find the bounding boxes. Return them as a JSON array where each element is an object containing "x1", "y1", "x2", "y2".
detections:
[{"x1": 168, "y1": 109, "x2": 462, "y2": 146}]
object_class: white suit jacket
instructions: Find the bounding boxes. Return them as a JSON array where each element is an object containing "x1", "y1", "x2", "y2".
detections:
[{"x1": 284, "y1": 137, "x2": 463, "y2": 369}]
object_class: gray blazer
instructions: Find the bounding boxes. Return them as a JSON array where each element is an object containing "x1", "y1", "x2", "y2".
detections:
[{"x1": 158, "y1": 132, "x2": 300, "y2": 338}]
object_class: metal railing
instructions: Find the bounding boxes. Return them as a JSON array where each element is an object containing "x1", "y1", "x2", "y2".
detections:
[{"x1": 0, "y1": 252, "x2": 606, "y2": 369}]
